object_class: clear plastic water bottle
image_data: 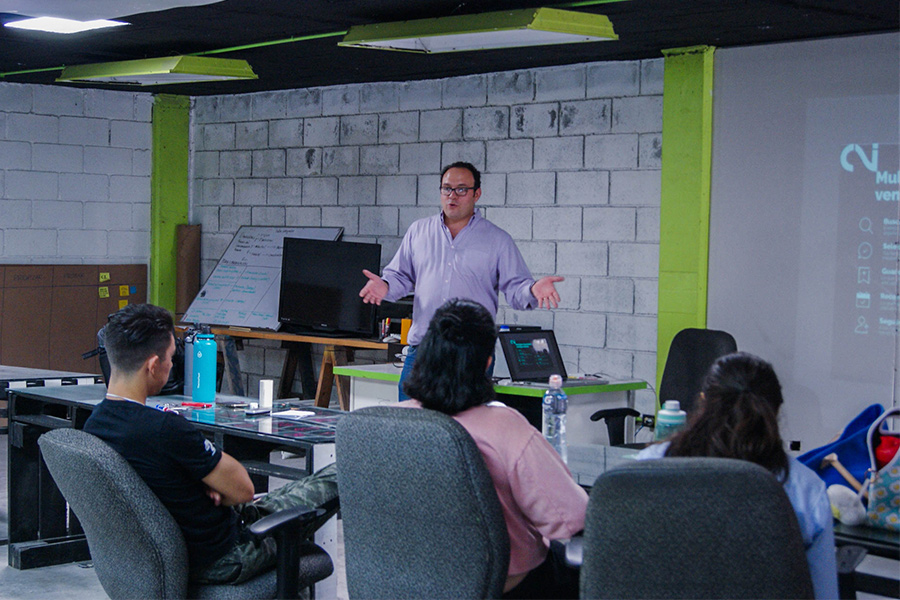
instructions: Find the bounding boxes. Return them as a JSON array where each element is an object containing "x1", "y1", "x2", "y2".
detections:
[
  {"x1": 654, "y1": 400, "x2": 687, "y2": 441},
  {"x1": 542, "y1": 374, "x2": 568, "y2": 463},
  {"x1": 192, "y1": 329, "x2": 217, "y2": 405}
]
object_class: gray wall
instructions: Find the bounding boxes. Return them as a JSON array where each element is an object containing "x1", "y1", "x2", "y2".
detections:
[
  {"x1": 192, "y1": 58, "x2": 664, "y2": 408},
  {"x1": 0, "y1": 84, "x2": 153, "y2": 263}
]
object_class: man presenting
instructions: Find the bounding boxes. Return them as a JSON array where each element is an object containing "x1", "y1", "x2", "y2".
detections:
[
  {"x1": 359, "y1": 162, "x2": 563, "y2": 398},
  {"x1": 84, "y1": 303, "x2": 337, "y2": 585}
]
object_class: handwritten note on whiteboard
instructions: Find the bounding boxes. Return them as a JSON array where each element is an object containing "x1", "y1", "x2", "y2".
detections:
[{"x1": 182, "y1": 226, "x2": 343, "y2": 330}]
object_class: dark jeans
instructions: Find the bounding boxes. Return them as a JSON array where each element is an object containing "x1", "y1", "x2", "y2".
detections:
[
  {"x1": 503, "y1": 541, "x2": 579, "y2": 600},
  {"x1": 397, "y1": 345, "x2": 418, "y2": 401},
  {"x1": 189, "y1": 462, "x2": 338, "y2": 585}
]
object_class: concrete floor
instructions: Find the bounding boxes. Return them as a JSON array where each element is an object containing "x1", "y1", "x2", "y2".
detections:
[{"x1": 0, "y1": 545, "x2": 105, "y2": 600}]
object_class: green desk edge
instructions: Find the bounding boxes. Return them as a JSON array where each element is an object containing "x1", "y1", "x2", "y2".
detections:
[
  {"x1": 333, "y1": 365, "x2": 647, "y2": 398},
  {"x1": 493, "y1": 380, "x2": 647, "y2": 397},
  {"x1": 333, "y1": 365, "x2": 401, "y2": 383}
]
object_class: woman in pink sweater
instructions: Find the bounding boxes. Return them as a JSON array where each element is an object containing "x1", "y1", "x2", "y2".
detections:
[{"x1": 402, "y1": 299, "x2": 587, "y2": 599}]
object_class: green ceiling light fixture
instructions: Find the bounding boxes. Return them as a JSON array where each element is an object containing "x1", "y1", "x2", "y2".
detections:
[
  {"x1": 56, "y1": 55, "x2": 257, "y2": 86},
  {"x1": 339, "y1": 7, "x2": 617, "y2": 54}
]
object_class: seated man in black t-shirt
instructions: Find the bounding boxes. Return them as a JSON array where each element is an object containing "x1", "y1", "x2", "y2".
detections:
[{"x1": 84, "y1": 303, "x2": 337, "y2": 585}]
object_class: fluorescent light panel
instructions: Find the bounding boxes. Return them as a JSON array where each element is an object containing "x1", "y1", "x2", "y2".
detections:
[
  {"x1": 4, "y1": 16, "x2": 128, "y2": 34},
  {"x1": 56, "y1": 56, "x2": 257, "y2": 86},
  {"x1": 363, "y1": 29, "x2": 606, "y2": 53},
  {"x1": 340, "y1": 7, "x2": 617, "y2": 54}
]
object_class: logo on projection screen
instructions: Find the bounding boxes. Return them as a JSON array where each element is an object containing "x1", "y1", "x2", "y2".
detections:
[{"x1": 840, "y1": 143, "x2": 879, "y2": 172}]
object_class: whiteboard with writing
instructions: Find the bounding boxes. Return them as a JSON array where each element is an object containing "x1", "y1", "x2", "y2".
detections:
[{"x1": 183, "y1": 226, "x2": 342, "y2": 330}]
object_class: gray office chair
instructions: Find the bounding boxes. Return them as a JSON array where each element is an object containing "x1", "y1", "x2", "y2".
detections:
[
  {"x1": 581, "y1": 457, "x2": 814, "y2": 599},
  {"x1": 38, "y1": 428, "x2": 333, "y2": 600},
  {"x1": 336, "y1": 406, "x2": 510, "y2": 599}
]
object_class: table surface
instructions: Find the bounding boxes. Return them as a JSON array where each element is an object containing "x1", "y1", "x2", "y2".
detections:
[
  {"x1": 10, "y1": 384, "x2": 341, "y2": 445},
  {"x1": 567, "y1": 444, "x2": 641, "y2": 486},
  {"x1": 164, "y1": 393, "x2": 341, "y2": 444},
  {"x1": 0, "y1": 366, "x2": 99, "y2": 383},
  {"x1": 334, "y1": 363, "x2": 648, "y2": 397}
]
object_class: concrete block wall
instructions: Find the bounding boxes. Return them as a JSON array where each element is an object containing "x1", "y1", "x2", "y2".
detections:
[
  {"x1": 0, "y1": 83, "x2": 153, "y2": 263},
  {"x1": 192, "y1": 58, "x2": 663, "y2": 412}
]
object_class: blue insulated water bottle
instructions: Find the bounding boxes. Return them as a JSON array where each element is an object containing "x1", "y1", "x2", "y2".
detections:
[{"x1": 192, "y1": 331, "x2": 216, "y2": 404}]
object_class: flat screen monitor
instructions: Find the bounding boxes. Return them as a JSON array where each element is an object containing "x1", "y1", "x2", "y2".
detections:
[{"x1": 278, "y1": 238, "x2": 381, "y2": 337}]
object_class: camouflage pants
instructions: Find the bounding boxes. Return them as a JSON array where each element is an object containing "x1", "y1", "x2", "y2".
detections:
[{"x1": 190, "y1": 461, "x2": 338, "y2": 585}]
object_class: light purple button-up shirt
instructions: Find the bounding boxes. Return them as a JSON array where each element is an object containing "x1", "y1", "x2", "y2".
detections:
[{"x1": 381, "y1": 209, "x2": 537, "y2": 346}]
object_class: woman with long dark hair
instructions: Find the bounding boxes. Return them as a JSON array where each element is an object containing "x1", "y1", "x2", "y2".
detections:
[
  {"x1": 637, "y1": 352, "x2": 838, "y2": 599},
  {"x1": 403, "y1": 299, "x2": 586, "y2": 599}
]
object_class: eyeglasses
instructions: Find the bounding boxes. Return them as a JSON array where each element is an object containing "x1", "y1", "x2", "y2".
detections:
[{"x1": 440, "y1": 186, "x2": 476, "y2": 196}]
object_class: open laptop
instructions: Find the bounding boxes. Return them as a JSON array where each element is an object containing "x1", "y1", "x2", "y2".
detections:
[{"x1": 497, "y1": 329, "x2": 608, "y2": 387}]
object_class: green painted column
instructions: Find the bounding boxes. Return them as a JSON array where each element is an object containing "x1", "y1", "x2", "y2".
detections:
[
  {"x1": 656, "y1": 46, "x2": 715, "y2": 395},
  {"x1": 150, "y1": 94, "x2": 190, "y2": 312}
]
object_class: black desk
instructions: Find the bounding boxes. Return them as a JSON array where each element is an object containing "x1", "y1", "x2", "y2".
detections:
[
  {"x1": 0, "y1": 366, "x2": 100, "y2": 387},
  {"x1": 1, "y1": 366, "x2": 102, "y2": 433},
  {"x1": 834, "y1": 522, "x2": 900, "y2": 598},
  {"x1": 566, "y1": 443, "x2": 641, "y2": 487},
  {"x1": 1, "y1": 368, "x2": 103, "y2": 547},
  {"x1": 7, "y1": 384, "x2": 340, "y2": 571}
]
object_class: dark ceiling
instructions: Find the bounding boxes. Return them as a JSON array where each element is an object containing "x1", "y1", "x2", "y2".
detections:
[{"x1": 0, "y1": 0, "x2": 896, "y2": 96}]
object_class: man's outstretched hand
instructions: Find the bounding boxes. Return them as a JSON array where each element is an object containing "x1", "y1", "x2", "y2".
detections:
[
  {"x1": 531, "y1": 276, "x2": 564, "y2": 309},
  {"x1": 359, "y1": 269, "x2": 388, "y2": 305}
]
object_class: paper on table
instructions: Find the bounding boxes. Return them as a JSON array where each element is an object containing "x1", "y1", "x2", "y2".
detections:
[{"x1": 271, "y1": 409, "x2": 316, "y2": 420}]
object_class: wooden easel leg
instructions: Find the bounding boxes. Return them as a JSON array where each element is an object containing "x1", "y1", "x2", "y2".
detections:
[
  {"x1": 315, "y1": 346, "x2": 350, "y2": 409},
  {"x1": 315, "y1": 347, "x2": 335, "y2": 408},
  {"x1": 333, "y1": 348, "x2": 350, "y2": 411}
]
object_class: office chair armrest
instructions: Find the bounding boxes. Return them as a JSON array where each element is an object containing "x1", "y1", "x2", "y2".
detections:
[
  {"x1": 560, "y1": 536, "x2": 583, "y2": 568},
  {"x1": 837, "y1": 545, "x2": 867, "y2": 573},
  {"x1": 836, "y1": 545, "x2": 868, "y2": 600},
  {"x1": 590, "y1": 408, "x2": 641, "y2": 447},
  {"x1": 250, "y1": 505, "x2": 333, "y2": 599},
  {"x1": 588, "y1": 407, "x2": 640, "y2": 422},
  {"x1": 248, "y1": 505, "x2": 324, "y2": 537}
]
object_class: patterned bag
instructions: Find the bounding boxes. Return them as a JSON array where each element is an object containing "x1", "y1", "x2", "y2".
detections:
[{"x1": 863, "y1": 407, "x2": 900, "y2": 531}]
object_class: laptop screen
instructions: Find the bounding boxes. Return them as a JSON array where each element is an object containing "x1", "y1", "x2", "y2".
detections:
[{"x1": 498, "y1": 330, "x2": 568, "y2": 382}]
